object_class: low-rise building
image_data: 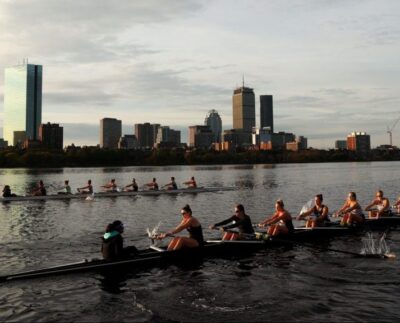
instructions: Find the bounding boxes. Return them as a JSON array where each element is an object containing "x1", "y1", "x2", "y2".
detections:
[{"x1": 118, "y1": 135, "x2": 138, "y2": 149}]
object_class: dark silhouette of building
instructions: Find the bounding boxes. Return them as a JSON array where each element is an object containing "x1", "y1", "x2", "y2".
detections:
[
  {"x1": 118, "y1": 135, "x2": 138, "y2": 149},
  {"x1": 156, "y1": 126, "x2": 181, "y2": 146},
  {"x1": 204, "y1": 109, "x2": 222, "y2": 143},
  {"x1": 260, "y1": 95, "x2": 273, "y2": 132},
  {"x1": 39, "y1": 122, "x2": 63, "y2": 149},
  {"x1": 135, "y1": 123, "x2": 160, "y2": 148},
  {"x1": 189, "y1": 125, "x2": 214, "y2": 148},
  {"x1": 100, "y1": 118, "x2": 122, "y2": 149}
]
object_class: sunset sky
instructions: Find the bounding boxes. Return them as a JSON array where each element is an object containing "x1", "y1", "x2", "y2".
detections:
[{"x1": 0, "y1": 0, "x2": 399, "y2": 147}]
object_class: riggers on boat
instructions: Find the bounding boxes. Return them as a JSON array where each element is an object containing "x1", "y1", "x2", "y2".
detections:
[
  {"x1": 0, "y1": 186, "x2": 235, "y2": 202},
  {"x1": 0, "y1": 216, "x2": 398, "y2": 283}
]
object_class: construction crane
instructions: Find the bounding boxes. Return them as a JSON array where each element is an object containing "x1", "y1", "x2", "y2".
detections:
[{"x1": 387, "y1": 116, "x2": 400, "y2": 146}]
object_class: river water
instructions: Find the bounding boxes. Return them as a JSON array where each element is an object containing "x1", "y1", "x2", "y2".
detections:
[{"x1": 0, "y1": 162, "x2": 399, "y2": 322}]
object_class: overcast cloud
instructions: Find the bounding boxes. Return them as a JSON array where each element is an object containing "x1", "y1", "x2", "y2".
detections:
[{"x1": 0, "y1": 0, "x2": 400, "y2": 147}]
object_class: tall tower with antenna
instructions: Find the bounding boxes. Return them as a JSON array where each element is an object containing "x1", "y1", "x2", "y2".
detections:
[{"x1": 3, "y1": 62, "x2": 42, "y2": 145}]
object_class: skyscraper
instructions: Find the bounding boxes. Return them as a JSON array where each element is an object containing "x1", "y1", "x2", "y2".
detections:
[
  {"x1": 232, "y1": 86, "x2": 255, "y2": 132},
  {"x1": 260, "y1": 95, "x2": 273, "y2": 132},
  {"x1": 100, "y1": 118, "x2": 122, "y2": 148},
  {"x1": 135, "y1": 123, "x2": 160, "y2": 148},
  {"x1": 204, "y1": 109, "x2": 222, "y2": 143},
  {"x1": 3, "y1": 63, "x2": 42, "y2": 145}
]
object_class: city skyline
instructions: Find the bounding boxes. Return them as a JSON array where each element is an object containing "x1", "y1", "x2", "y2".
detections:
[{"x1": 0, "y1": 1, "x2": 400, "y2": 148}]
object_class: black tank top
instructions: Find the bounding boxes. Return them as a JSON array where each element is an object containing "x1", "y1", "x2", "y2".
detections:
[
  {"x1": 285, "y1": 218, "x2": 294, "y2": 233},
  {"x1": 187, "y1": 225, "x2": 204, "y2": 245}
]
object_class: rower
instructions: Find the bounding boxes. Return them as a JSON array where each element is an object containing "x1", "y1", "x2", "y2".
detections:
[
  {"x1": 101, "y1": 220, "x2": 138, "y2": 261},
  {"x1": 335, "y1": 191, "x2": 365, "y2": 226},
  {"x1": 183, "y1": 176, "x2": 197, "y2": 188},
  {"x1": 210, "y1": 204, "x2": 254, "y2": 240},
  {"x1": 57, "y1": 180, "x2": 72, "y2": 195},
  {"x1": 32, "y1": 180, "x2": 47, "y2": 196},
  {"x1": 395, "y1": 196, "x2": 400, "y2": 213},
  {"x1": 163, "y1": 177, "x2": 178, "y2": 190},
  {"x1": 297, "y1": 194, "x2": 329, "y2": 228},
  {"x1": 258, "y1": 199, "x2": 294, "y2": 237},
  {"x1": 77, "y1": 180, "x2": 93, "y2": 194},
  {"x1": 146, "y1": 178, "x2": 159, "y2": 191},
  {"x1": 124, "y1": 178, "x2": 138, "y2": 192},
  {"x1": 101, "y1": 179, "x2": 117, "y2": 192},
  {"x1": 2, "y1": 185, "x2": 17, "y2": 197},
  {"x1": 157, "y1": 204, "x2": 204, "y2": 251},
  {"x1": 365, "y1": 190, "x2": 391, "y2": 218}
]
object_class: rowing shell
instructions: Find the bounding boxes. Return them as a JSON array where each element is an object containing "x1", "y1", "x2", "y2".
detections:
[
  {"x1": 1, "y1": 217, "x2": 397, "y2": 283},
  {"x1": 0, "y1": 186, "x2": 235, "y2": 202}
]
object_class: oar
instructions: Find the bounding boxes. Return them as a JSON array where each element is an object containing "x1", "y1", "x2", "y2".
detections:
[{"x1": 269, "y1": 237, "x2": 395, "y2": 259}]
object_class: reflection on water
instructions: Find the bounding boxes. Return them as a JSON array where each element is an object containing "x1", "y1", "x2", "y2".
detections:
[{"x1": 1, "y1": 162, "x2": 400, "y2": 321}]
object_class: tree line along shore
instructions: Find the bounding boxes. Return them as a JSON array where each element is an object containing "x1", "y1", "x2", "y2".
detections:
[{"x1": 0, "y1": 147, "x2": 399, "y2": 168}]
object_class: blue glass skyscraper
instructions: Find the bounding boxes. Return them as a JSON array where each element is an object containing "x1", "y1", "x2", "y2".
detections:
[{"x1": 3, "y1": 63, "x2": 42, "y2": 145}]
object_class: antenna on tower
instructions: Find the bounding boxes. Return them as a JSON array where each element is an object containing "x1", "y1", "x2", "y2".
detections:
[{"x1": 242, "y1": 74, "x2": 245, "y2": 87}]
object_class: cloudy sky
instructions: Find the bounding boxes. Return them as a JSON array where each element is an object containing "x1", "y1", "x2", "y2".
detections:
[{"x1": 0, "y1": 0, "x2": 399, "y2": 148}]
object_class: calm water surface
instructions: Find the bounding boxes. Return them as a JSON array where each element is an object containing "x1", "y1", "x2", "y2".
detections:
[{"x1": 0, "y1": 162, "x2": 399, "y2": 322}]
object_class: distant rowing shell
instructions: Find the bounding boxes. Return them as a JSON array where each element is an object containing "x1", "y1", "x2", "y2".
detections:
[{"x1": 0, "y1": 187, "x2": 235, "y2": 202}]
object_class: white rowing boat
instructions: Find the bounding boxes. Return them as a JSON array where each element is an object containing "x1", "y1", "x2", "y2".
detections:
[{"x1": 0, "y1": 186, "x2": 235, "y2": 202}]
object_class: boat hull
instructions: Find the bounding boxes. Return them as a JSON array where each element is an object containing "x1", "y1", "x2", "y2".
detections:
[{"x1": 0, "y1": 187, "x2": 234, "y2": 202}]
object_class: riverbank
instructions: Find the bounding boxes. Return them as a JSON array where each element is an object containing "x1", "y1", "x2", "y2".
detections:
[{"x1": 0, "y1": 147, "x2": 399, "y2": 168}]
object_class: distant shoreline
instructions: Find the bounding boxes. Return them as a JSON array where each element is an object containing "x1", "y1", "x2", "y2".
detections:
[{"x1": 0, "y1": 147, "x2": 399, "y2": 168}]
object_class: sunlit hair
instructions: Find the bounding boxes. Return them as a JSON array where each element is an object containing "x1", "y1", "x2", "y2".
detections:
[
  {"x1": 377, "y1": 190, "x2": 383, "y2": 197},
  {"x1": 349, "y1": 192, "x2": 357, "y2": 200},
  {"x1": 276, "y1": 199, "x2": 284, "y2": 208}
]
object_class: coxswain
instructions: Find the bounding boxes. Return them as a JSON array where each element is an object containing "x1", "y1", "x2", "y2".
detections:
[
  {"x1": 258, "y1": 199, "x2": 294, "y2": 237},
  {"x1": 124, "y1": 178, "x2": 138, "y2": 192},
  {"x1": 210, "y1": 204, "x2": 254, "y2": 240},
  {"x1": 335, "y1": 192, "x2": 364, "y2": 225},
  {"x1": 163, "y1": 177, "x2": 178, "y2": 190},
  {"x1": 101, "y1": 220, "x2": 138, "y2": 261},
  {"x1": 157, "y1": 204, "x2": 204, "y2": 251},
  {"x1": 32, "y1": 180, "x2": 46, "y2": 196},
  {"x1": 365, "y1": 190, "x2": 391, "y2": 218},
  {"x1": 2, "y1": 185, "x2": 17, "y2": 197},
  {"x1": 77, "y1": 180, "x2": 93, "y2": 194},
  {"x1": 101, "y1": 179, "x2": 118, "y2": 192},
  {"x1": 297, "y1": 194, "x2": 329, "y2": 228},
  {"x1": 146, "y1": 178, "x2": 159, "y2": 191},
  {"x1": 183, "y1": 176, "x2": 197, "y2": 188},
  {"x1": 58, "y1": 180, "x2": 72, "y2": 195}
]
